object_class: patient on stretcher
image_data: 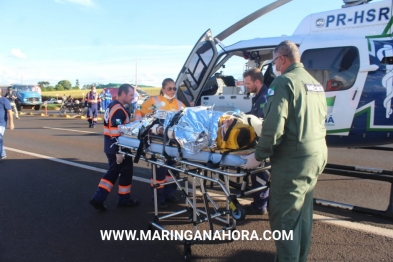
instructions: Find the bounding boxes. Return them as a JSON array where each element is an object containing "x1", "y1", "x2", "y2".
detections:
[{"x1": 118, "y1": 106, "x2": 262, "y2": 155}]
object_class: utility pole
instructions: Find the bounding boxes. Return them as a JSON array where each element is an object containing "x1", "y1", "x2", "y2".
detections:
[{"x1": 18, "y1": 67, "x2": 26, "y2": 83}]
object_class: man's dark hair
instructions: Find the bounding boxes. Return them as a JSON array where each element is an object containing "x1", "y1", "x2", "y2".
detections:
[
  {"x1": 243, "y1": 68, "x2": 264, "y2": 84},
  {"x1": 118, "y1": 83, "x2": 134, "y2": 96}
]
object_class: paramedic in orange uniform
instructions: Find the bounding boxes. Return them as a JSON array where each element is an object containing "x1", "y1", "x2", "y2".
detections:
[
  {"x1": 89, "y1": 84, "x2": 139, "y2": 211},
  {"x1": 135, "y1": 78, "x2": 185, "y2": 209}
]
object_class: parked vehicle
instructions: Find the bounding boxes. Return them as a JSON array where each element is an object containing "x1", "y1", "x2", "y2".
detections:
[
  {"x1": 58, "y1": 100, "x2": 84, "y2": 116},
  {"x1": 45, "y1": 98, "x2": 62, "y2": 104},
  {"x1": 7, "y1": 84, "x2": 43, "y2": 111}
]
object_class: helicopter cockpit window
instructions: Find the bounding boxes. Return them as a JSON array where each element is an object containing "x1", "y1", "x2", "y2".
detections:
[
  {"x1": 186, "y1": 42, "x2": 214, "y2": 90},
  {"x1": 301, "y1": 46, "x2": 360, "y2": 92}
]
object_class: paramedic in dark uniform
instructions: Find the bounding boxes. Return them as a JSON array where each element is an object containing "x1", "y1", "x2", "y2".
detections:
[
  {"x1": 85, "y1": 85, "x2": 98, "y2": 128},
  {"x1": 90, "y1": 83, "x2": 139, "y2": 211},
  {"x1": 242, "y1": 68, "x2": 269, "y2": 215},
  {"x1": 242, "y1": 41, "x2": 327, "y2": 262}
]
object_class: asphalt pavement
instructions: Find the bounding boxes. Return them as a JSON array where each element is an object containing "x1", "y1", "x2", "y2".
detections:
[{"x1": 0, "y1": 111, "x2": 392, "y2": 262}]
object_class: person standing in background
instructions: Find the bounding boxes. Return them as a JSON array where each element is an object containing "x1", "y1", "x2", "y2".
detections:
[
  {"x1": 0, "y1": 91, "x2": 15, "y2": 160},
  {"x1": 4, "y1": 87, "x2": 19, "y2": 119},
  {"x1": 99, "y1": 89, "x2": 107, "y2": 113},
  {"x1": 85, "y1": 86, "x2": 98, "y2": 128}
]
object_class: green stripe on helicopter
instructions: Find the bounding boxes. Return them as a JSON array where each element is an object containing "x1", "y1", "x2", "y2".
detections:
[
  {"x1": 355, "y1": 106, "x2": 393, "y2": 131},
  {"x1": 326, "y1": 96, "x2": 336, "y2": 114}
]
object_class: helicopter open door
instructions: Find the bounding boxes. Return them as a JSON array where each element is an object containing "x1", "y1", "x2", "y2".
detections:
[{"x1": 175, "y1": 29, "x2": 218, "y2": 107}]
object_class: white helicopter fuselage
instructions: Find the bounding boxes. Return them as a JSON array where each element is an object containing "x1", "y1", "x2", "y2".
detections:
[{"x1": 177, "y1": 0, "x2": 393, "y2": 146}]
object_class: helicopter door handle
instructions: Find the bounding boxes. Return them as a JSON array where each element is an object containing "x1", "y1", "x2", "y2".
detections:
[{"x1": 359, "y1": 64, "x2": 379, "y2": 72}]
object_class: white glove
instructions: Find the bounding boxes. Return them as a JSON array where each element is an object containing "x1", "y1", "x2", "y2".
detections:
[
  {"x1": 151, "y1": 124, "x2": 160, "y2": 134},
  {"x1": 241, "y1": 153, "x2": 261, "y2": 169},
  {"x1": 167, "y1": 128, "x2": 175, "y2": 139},
  {"x1": 116, "y1": 154, "x2": 124, "y2": 164}
]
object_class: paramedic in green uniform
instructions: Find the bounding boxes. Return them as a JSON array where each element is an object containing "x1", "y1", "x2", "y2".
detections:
[{"x1": 242, "y1": 40, "x2": 328, "y2": 262}]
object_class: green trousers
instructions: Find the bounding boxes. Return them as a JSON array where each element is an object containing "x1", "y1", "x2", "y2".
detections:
[{"x1": 269, "y1": 146, "x2": 327, "y2": 262}]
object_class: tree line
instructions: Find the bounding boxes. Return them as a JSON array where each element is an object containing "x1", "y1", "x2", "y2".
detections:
[
  {"x1": 38, "y1": 80, "x2": 106, "y2": 91},
  {"x1": 38, "y1": 80, "x2": 154, "y2": 91}
]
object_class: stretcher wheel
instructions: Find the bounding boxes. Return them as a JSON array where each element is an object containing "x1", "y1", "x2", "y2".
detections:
[{"x1": 230, "y1": 202, "x2": 246, "y2": 221}]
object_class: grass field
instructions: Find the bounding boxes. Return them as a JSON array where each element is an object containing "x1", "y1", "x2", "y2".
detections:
[{"x1": 42, "y1": 87, "x2": 161, "y2": 100}]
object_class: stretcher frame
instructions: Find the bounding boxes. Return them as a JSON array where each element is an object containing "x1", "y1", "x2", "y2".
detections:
[{"x1": 116, "y1": 138, "x2": 270, "y2": 260}]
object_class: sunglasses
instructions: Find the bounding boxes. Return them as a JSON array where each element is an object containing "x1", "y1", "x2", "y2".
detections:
[
  {"x1": 166, "y1": 87, "x2": 177, "y2": 91},
  {"x1": 271, "y1": 56, "x2": 280, "y2": 66},
  {"x1": 271, "y1": 54, "x2": 288, "y2": 65}
]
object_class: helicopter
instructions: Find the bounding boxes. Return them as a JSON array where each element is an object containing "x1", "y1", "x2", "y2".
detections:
[{"x1": 174, "y1": 0, "x2": 393, "y2": 147}]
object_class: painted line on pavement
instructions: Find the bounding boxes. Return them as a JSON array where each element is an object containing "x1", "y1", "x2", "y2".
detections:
[
  {"x1": 4, "y1": 146, "x2": 393, "y2": 239},
  {"x1": 193, "y1": 190, "x2": 393, "y2": 238},
  {"x1": 42, "y1": 126, "x2": 99, "y2": 134},
  {"x1": 4, "y1": 146, "x2": 150, "y2": 184},
  {"x1": 313, "y1": 214, "x2": 393, "y2": 238}
]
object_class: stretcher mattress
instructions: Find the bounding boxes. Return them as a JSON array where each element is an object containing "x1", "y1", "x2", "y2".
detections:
[{"x1": 117, "y1": 136, "x2": 251, "y2": 167}]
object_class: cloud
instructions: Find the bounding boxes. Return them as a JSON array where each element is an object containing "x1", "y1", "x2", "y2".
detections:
[
  {"x1": 139, "y1": 71, "x2": 161, "y2": 86},
  {"x1": 54, "y1": 0, "x2": 94, "y2": 7},
  {"x1": 10, "y1": 49, "x2": 27, "y2": 59}
]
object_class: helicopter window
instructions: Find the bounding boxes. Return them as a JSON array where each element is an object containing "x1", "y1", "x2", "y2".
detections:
[
  {"x1": 301, "y1": 46, "x2": 360, "y2": 92},
  {"x1": 262, "y1": 63, "x2": 275, "y2": 88},
  {"x1": 185, "y1": 42, "x2": 214, "y2": 90}
]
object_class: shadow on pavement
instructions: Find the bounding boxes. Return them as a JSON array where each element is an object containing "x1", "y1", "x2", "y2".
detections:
[{"x1": 0, "y1": 157, "x2": 277, "y2": 262}]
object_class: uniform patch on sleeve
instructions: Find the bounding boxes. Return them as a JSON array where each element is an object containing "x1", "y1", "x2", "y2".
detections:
[
  {"x1": 267, "y1": 87, "x2": 275, "y2": 97},
  {"x1": 115, "y1": 119, "x2": 122, "y2": 125},
  {"x1": 305, "y1": 84, "x2": 324, "y2": 92}
]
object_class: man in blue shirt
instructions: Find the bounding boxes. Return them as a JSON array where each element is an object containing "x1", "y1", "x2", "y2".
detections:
[
  {"x1": 0, "y1": 92, "x2": 15, "y2": 160},
  {"x1": 244, "y1": 68, "x2": 268, "y2": 117},
  {"x1": 243, "y1": 68, "x2": 269, "y2": 215}
]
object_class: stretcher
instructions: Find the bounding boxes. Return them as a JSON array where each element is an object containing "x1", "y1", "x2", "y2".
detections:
[{"x1": 116, "y1": 134, "x2": 270, "y2": 260}]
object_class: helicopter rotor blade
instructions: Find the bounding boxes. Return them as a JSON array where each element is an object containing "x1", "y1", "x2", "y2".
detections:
[{"x1": 215, "y1": 0, "x2": 292, "y2": 42}]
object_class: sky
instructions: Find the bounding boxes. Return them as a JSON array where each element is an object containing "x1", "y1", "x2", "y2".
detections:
[{"x1": 0, "y1": 0, "x2": 349, "y2": 87}]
